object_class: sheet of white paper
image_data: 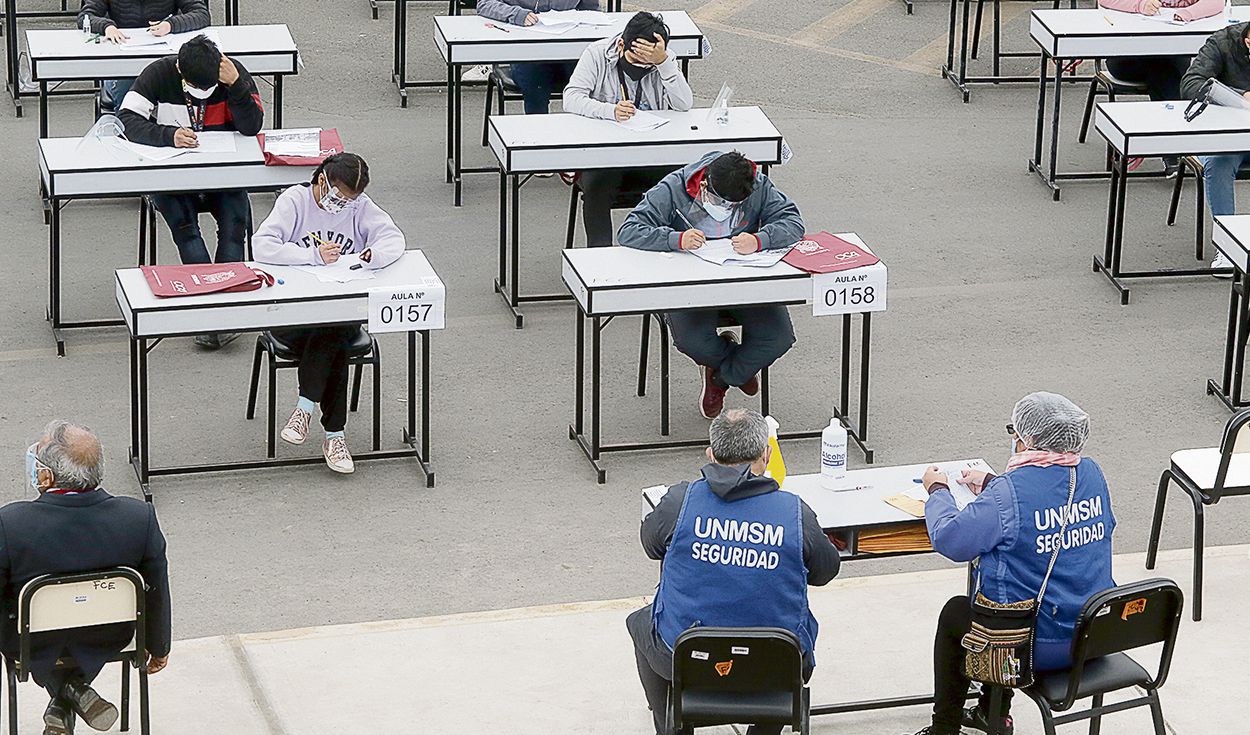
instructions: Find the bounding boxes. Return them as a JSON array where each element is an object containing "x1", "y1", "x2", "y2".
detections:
[
  {"x1": 687, "y1": 240, "x2": 791, "y2": 268},
  {"x1": 165, "y1": 28, "x2": 221, "y2": 52},
  {"x1": 290, "y1": 254, "x2": 377, "y2": 284},
  {"x1": 614, "y1": 109, "x2": 669, "y2": 132},
  {"x1": 115, "y1": 29, "x2": 168, "y2": 47},
  {"x1": 263, "y1": 128, "x2": 322, "y2": 156},
  {"x1": 900, "y1": 461, "x2": 989, "y2": 511},
  {"x1": 115, "y1": 139, "x2": 187, "y2": 161},
  {"x1": 538, "y1": 9, "x2": 616, "y2": 25},
  {"x1": 523, "y1": 21, "x2": 577, "y2": 35},
  {"x1": 183, "y1": 131, "x2": 238, "y2": 154}
]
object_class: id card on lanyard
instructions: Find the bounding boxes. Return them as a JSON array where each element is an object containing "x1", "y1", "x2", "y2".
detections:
[
  {"x1": 185, "y1": 97, "x2": 206, "y2": 132},
  {"x1": 616, "y1": 67, "x2": 653, "y2": 112}
]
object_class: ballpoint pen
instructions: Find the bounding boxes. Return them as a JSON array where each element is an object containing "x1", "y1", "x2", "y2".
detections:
[{"x1": 484, "y1": 22, "x2": 510, "y2": 32}]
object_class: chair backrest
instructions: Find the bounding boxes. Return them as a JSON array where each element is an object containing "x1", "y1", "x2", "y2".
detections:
[
  {"x1": 671, "y1": 627, "x2": 805, "y2": 729},
  {"x1": 1213, "y1": 408, "x2": 1250, "y2": 499},
  {"x1": 1051, "y1": 579, "x2": 1183, "y2": 710},
  {"x1": 16, "y1": 568, "x2": 146, "y2": 677}
]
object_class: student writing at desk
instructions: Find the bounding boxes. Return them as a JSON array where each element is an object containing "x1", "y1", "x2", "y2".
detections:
[
  {"x1": 618, "y1": 151, "x2": 804, "y2": 419},
  {"x1": 77, "y1": 0, "x2": 211, "y2": 104},
  {"x1": 562, "y1": 11, "x2": 692, "y2": 247},
  {"x1": 118, "y1": 35, "x2": 264, "y2": 349},
  {"x1": 252, "y1": 154, "x2": 406, "y2": 475},
  {"x1": 473, "y1": 0, "x2": 601, "y2": 107}
]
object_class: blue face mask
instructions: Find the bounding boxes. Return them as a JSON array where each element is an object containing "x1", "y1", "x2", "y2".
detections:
[{"x1": 25, "y1": 443, "x2": 47, "y2": 492}]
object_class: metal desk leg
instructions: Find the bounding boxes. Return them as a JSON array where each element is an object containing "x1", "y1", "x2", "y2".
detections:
[
  {"x1": 393, "y1": 0, "x2": 409, "y2": 107},
  {"x1": 834, "y1": 313, "x2": 875, "y2": 463},
  {"x1": 991, "y1": 0, "x2": 1000, "y2": 78},
  {"x1": 1029, "y1": 55, "x2": 1048, "y2": 176},
  {"x1": 273, "y1": 75, "x2": 283, "y2": 128},
  {"x1": 129, "y1": 337, "x2": 140, "y2": 469},
  {"x1": 402, "y1": 330, "x2": 435, "y2": 486},
  {"x1": 445, "y1": 62, "x2": 455, "y2": 184},
  {"x1": 47, "y1": 198, "x2": 65, "y2": 356},
  {"x1": 592, "y1": 315, "x2": 604, "y2": 483},
  {"x1": 138, "y1": 337, "x2": 151, "y2": 495},
  {"x1": 1046, "y1": 58, "x2": 1063, "y2": 201},
  {"x1": 574, "y1": 307, "x2": 585, "y2": 437},
  {"x1": 38, "y1": 81, "x2": 47, "y2": 138},
  {"x1": 6, "y1": 0, "x2": 21, "y2": 116},
  {"x1": 497, "y1": 169, "x2": 507, "y2": 289},
  {"x1": 1209, "y1": 272, "x2": 1243, "y2": 406},
  {"x1": 493, "y1": 174, "x2": 525, "y2": 328},
  {"x1": 955, "y1": 0, "x2": 971, "y2": 102},
  {"x1": 1230, "y1": 272, "x2": 1250, "y2": 408},
  {"x1": 858, "y1": 313, "x2": 872, "y2": 448},
  {"x1": 944, "y1": 0, "x2": 957, "y2": 78},
  {"x1": 453, "y1": 66, "x2": 463, "y2": 206}
]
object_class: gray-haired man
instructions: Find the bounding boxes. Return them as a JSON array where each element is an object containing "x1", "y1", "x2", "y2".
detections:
[
  {"x1": 13, "y1": 421, "x2": 171, "y2": 735},
  {"x1": 626, "y1": 408, "x2": 839, "y2": 735}
]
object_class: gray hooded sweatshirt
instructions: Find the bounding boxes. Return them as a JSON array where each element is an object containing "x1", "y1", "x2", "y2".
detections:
[
  {"x1": 476, "y1": 0, "x2": 598, "y2": 27},
  {"x1": 562, "y1": 34, "x2": 694, "y2": 119},
  {"x1": 617, "y1": 151, "x2": 805, "y2": 252}
]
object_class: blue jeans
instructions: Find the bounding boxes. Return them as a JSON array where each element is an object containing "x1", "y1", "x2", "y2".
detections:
[
  {"x1": 1199, "y1": 153, "x2": 1250, "y2": 217},
  {"x1": 509, "y1": 61, "x2": 575, "y2": 114},
  {"x1": 103, "y1": 78, "x2": 133, "y2": 110},
  {"x1": 151, "y1": 191, "x2": 251, "y2": 265},
  {"x1": 665, "y1": 305, "x2": 796, "y2": 388}
]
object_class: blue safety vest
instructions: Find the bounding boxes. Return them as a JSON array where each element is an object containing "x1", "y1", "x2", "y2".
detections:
[
  {"x1": 977, "y1": 459, "x2": 1116, "y2": 646},
  {"x1": 653, "y1": 479, "x2": 815, "y2": 654}
]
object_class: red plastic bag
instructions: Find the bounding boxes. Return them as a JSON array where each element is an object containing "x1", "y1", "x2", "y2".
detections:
[
  {"x1": 257, "y1": 129, "x2": 344, "y2": 167},
  {"x1": 141, "y1": 263, "x2": 275, "y2": 298}
]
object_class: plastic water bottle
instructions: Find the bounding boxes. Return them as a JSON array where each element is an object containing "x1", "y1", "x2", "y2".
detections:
[
  {"x1": 820, "y1": 418, "x2": 848, "y2": 489},
  {"x1": 82, "y1": 15, "x2": 91, "y2": 35}
]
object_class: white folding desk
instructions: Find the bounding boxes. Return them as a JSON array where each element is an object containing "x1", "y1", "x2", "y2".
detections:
[
  {"x1": 3, "y1": 0, "x2": 79, "y2": 116},
  {"x1": 25, "y1": 24, "x2": 300, "y2": 137},
  {"x1": 487, "y1": 106, "x2": 784, "y2": 328},
  {"x1": 1209, "y1": 215, "x2": 1250, "y2": 410},
  {"x1": 434, "y1": 11, "x2": 705, "y2": 206},
  {"x1": 1027, "y1": 8, "x2": 1243, "y2": 200},
  {"x1": 642, "y1": 458, "x2": 991, "y2": 714},
  {"x1": 943, "y1": 0, "x2": 1076, "y2": 103},
  {"x1": 562, "y1": 236, "x2": 885, "y2": 483},
  {"x1": 115, "y1": 250, "x2": 439, "y2": 495},
  {"x1": 38, "y1": 132, "x2": 315, "y2": 355},
  {"x1": 1093, "y1": 101, "x2": 1247, "y2": 303}
]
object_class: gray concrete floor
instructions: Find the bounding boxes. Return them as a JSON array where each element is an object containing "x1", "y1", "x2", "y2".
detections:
[{"x1": 0, "y1": 0, "x2": 1244, "y2": 641}]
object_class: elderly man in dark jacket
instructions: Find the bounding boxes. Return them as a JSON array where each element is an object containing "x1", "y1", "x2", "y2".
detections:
[
  {"x1": 1181, "y1": 21, "x2": 1250, "y2": 271},
  {"x1": 627, "y1": 408, "x2": 840, "y2": 735},
  {"x1": 11, "y1": 421, "x2": 171, "y2": 735},
  {"x1": 76, "y1": 0, "x2": 210, "y2": 104}
]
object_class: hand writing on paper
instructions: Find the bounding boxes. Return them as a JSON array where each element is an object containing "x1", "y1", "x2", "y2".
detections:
[
  {"x1": 318, "y1": 241, "x2": 341, "y2": 265},
  {"x1": 218, "y1": 54, "x2": 240, "y2": 86},
  {"x1": 959, "y1": 470, "x2": 990, "y2": 496},
  {"x1": 1142, "y1": 0, "x2": 1162, "y2": 14},
  {"x1": 104, "y1": 25, "x2": 129, "y2": 43},
  {"x1": 731, "y1": 233, "x2": 758, "y2": 254},
  {"x1": 148, "y1": 20, "x2": 172, "y2": 36},
  {"x1": 146, "y1": 653, "x2": 168, "y2": 675},
  {"x1": 679, "y1": 229, "x2": 706, "y2": 250},
  {"x1": 630, "y1": 33, "x2": 668, "y2": 65},
  {"x1": 524, "y1": 12, "x2": 539, "y2": 25},
  {"x1": 173, "y1": 128, "x2": 199, "y2": 148},
  {"x1": 921, "y1": 465, "x2": 947, "y2": 494},
  {"x1": 614, "y1": 100, "x2": 636, "y2": 121}
]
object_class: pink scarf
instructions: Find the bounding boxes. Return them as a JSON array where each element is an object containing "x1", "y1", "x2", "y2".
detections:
[{"x1": 1006, "y1": 450, "x2": 1081, "y2": 472}]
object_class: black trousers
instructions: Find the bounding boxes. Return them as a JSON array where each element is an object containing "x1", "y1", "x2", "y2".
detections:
[
  {"x1": 272, "y1": 326, "x2": 356, "y2": 432},
  {"x1": 579, "y1": 167, "x2": 672, "y2": 247},
  {"x1": 626, "y1": 605, "x2": 813, "y2": 735},
  {"x1": 931, "y1": 595, "x2": 1011, "y2": 734},
  {"x1": 1104, "y1": 56, "x2": 1189, "y2": 103}
]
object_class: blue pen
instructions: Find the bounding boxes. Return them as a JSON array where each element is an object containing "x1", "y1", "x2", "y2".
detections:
[{"x1": 276, "y1": 279, "x2": 284, "y2": 285}]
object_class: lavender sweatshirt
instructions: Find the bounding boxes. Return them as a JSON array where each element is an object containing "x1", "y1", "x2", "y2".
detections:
[{"x1": 252, "y1": 184, "x2": 406, "y2": 269}]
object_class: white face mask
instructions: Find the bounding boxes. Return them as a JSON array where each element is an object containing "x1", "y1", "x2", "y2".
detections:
[
  {"x1": 184, "y1": 83, "x2": 217, "y2": 100},
  {"x1": 701, "y1": 183, "x2": 739, "y2": 222},
  {"x1": 318, "y1": 181, "x2": 357, "y2": 215}
]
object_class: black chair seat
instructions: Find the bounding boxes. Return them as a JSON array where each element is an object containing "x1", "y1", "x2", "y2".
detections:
[
  {"x1": 263, "y1": 327, "x2": 374, "y2": 362},
  {"x1": 490, "y1": 64, "x2": 519, "y2": 92},
  {"x1": 680, "y1": 690, "x2": 794, "y2": 724},
  {"x1": 98, "y1": 82, "x2": 117, "y2": 115},
  {"x1": 1033, "y1": 653, "x2": 1151, "y2": 705}
]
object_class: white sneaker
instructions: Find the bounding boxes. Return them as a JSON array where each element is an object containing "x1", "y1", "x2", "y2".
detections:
[
  {"x1": 323, "y1": 436, "x2": 355, "y2": 474},
  {"x1": 280, "y1": 408, "x2": 311, "y2": 445},
  {"x1": 1213, "y1": 252, "x2": 1235, "y2": 278},
  {"x1": 461, "y1": 64, "x2": 490, "y2": 82}
]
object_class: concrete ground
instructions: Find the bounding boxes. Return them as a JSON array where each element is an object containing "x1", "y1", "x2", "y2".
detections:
[
  {"x1": 4, "y1": 546, "x2": 1238, "y2": 735},
  {"x1": 0, "y1": 0, "x2": 1246, "y2": 679}
]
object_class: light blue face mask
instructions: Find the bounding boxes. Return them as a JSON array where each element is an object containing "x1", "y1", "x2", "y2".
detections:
[{"x1": 25, "y1": 443, "x2": 48, "y2": 492}]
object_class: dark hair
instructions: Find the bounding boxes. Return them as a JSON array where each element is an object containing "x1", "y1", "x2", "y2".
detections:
[
  {"x1": 177, "y1": 35, "x2": 221, "y2": 90},
  {"x1": 706, "y1": 151, "x2": 756, "y2": 203},
  {"x1": 312, "y1": 153, "x2": 370, "y2": 194},
  {"x1": 1242, "y1": 21, "x2": 1250, "y2": 41},
  {"x1": 622, "y1": 11, "x2": 670, "y2": 48}
]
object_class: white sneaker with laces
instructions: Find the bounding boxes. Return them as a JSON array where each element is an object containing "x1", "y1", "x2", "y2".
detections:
[
  {"x1": 280, "y1": 408, "x2": 312, "y2": 445},
  {"x1": 1213, "y1": 252, "x2": 1235, "y2": 278},
  {"x1": 461, "y1": 64, "x2": 490, "y2": 82},
  {"x1": 323, "y1": 436, "x2": 355, "y2": 474}
]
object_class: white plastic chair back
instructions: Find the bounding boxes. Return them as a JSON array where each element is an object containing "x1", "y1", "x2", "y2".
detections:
[{"x1": 20, "y1": 569, "x2": 140, "y2": 634}]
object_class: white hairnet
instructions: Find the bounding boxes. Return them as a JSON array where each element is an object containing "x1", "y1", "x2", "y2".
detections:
[{"x1": 1012, "y1": 392, "x2": 1089, "y2": 453}]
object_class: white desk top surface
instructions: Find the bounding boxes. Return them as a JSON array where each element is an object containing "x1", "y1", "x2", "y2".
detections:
[
  {"x1": 1031, "y1": 8, "x2": 1238, "y2": 37},
  {"x1": 1096, "y1": 100, "x2": 1250, "y2": 134},
  {"x1": 643, "y1": 458, "x2": 993, "y2": 531},
  {"x1": 435, "y1": 10, "x2": 701, "y2": 43},
  {"x1": 490, "y1": 106, "x2": 779, "y2": 148},
  {"x1": 26, "y1": 24, "x2": 297, "y2": 59},
  {"x1": 1214, "y1": 215, "x2": 1250, "y2": 268},
  {"x1": 42, "y1": 131, "x2": 276, "y2": 171}
]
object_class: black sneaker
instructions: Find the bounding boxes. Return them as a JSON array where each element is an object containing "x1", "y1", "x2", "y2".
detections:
[
  {"x1": 962, "y1": 704, "x2": 1014, "y2": 735},
  {"x1": 43, "y1": 697, "x2": 75, "y2": 735},
  {"x1": 904, "y1": 727, "x2": 958, "y2": 735},
  {"x1": 1164, "y1": 157, "x2": 1182, "y2": 179},
  {"x1": 194, "y1": 332, "x2": 239, "y2": 350},
  {"x1": 61, "y1": 678, "x2": 118, "y2": 732}
]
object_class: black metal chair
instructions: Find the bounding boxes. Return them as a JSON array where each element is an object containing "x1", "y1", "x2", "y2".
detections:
[
  {"x1": 1077, "y1": 62, "x2": 1150, "y2": 145},
  {"x1": 1005, "y1": 579, "x2": 1183, "y2": 735},
  {"x1": 563, "y1": 177, "x2": 652, "y2": 249},
  {"x1": 669, "y1": 627, "x2": 809, "y2": 735},
  {"x1": 245, "y1": 328, "x2": 381, "y2": 459},
  {"x1": 5, "y1": 568, "x2": 150, "y2": 735},
  {"x1": 1146, "y1": 407, "x2": 1250, "y2": 621},
  {"x1": 1166, "y1": 156, "x2": 1250, "y2": 265},
  {"x1": 480, "y1": 64, "x2": 565, "y2": 146}
]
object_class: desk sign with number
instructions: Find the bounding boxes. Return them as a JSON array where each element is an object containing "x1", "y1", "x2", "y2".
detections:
[
  {"x1": 811, "y1": 263, "x2": 886, "y2": 317},
  {"x1": 368, "y1": 278, "x2": 446, "y2": 332}
]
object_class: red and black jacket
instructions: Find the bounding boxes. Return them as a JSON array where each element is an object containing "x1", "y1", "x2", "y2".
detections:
[{"x1": 118, "y1": 55, "x2": 264, "y2": 147}]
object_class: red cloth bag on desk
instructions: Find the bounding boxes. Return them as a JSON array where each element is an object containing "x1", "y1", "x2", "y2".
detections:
[
  {"x1": 141, "y1": 263, "x2": 274, "y2": 298},
  {"x1": 782, "y1": 231, "x2": 881, "y2": 274},
  {"x1": 257, "y1": 129, "x2": 345, "y2": 166}
]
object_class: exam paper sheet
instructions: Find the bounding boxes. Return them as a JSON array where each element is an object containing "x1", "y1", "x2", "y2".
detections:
[
  {"x1": 687, "y1": 240, "x2": 791, "y2": 267},
  {"x1": 290, "y1": 254, "x2": 377, "y2": 284}
]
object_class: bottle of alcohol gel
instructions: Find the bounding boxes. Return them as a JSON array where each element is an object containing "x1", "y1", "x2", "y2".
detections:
[
  {"x1": 763, "y1": 415, "x2": 786, "y2": 488},
  {"x1": 821, "y1": 417, "x2": 848, "y2": 489}
]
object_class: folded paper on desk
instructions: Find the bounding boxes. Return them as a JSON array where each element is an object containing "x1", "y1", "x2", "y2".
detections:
[
  {"x1": 614, "y1": 109, "x2": 669, "y2": 132},
  {"x1": 525, "y1": 21, "x2": 577, "y2": 35},
  {"x1": 259, "y1": 128, "x2": 343, "y2": 166},
  {"x1": 783, "y1": 231, "x2": 880, "y2": 274},
  {"x1": 184, "y1": 131, "x2": 238, "y2": 154},
  {"x1": 290, "y1": 254, "x2": 377, "y2": 283},
  {"x1": 688, "y1": 240, "x2": 791, "y2": 267}
]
